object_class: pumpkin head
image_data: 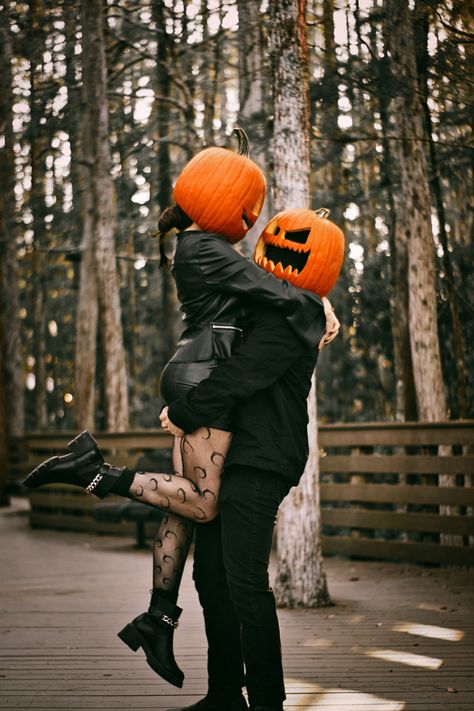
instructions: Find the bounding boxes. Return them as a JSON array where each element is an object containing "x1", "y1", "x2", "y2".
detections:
[
  {"x1": 173, "y1": 128, "x2": 266, "y2": 244},
  {"x1": 254, "y1": 208, "x2": 345, "y2": 296}
]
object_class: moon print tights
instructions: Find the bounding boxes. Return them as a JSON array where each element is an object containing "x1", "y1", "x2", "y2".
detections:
[{"x1": 128, "y1": 427, "x2": 233, "y2": 596}]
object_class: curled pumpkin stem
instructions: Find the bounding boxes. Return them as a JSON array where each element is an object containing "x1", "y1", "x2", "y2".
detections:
[
  {"x1": 233, "y1": 127, "x2": 250, "y2": 158},
  {"x1": 315, "y1": 207, "x2": 330, "y2": 220}
]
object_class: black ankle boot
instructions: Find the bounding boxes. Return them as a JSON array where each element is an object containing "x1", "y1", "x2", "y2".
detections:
[
  {"x1": 118, "y1": 596, "x2": 184, "y2": 688},
  {"x1": 22, "y1": 430, "x2": 129, "y2": 499},
  {"x1": 249, "y1": 705, "x2": 284, "y2": 711},
  {"x1": 167, "y1": 692, "x2": 248, "y2": 710}
]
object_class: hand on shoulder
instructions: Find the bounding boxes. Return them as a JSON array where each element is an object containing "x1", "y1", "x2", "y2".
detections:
[{"x1": 318, "y1": 297, "x2": 340, "y2": 351}]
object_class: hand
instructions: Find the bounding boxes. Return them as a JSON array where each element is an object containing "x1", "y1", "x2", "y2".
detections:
[
  {"x1": 318, "y1": 297, "x2": 340, "y2": 352},
  {"x1": 159, "y1": 406, "x2": 185, "y2": 438}
]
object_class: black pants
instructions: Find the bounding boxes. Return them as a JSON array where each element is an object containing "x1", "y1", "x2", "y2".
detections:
[{"x1": 193, "y1": 464, "x2": 291, "y2": 707}]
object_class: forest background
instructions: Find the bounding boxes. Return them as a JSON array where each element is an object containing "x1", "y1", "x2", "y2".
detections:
[{"x1": 0, "y1": 0, "x2": 473, "y2": 442}]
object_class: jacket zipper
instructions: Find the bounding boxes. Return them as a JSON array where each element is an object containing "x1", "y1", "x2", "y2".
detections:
[{"x1": 211, "y1": 324, "x2": 243, "y2": 334}]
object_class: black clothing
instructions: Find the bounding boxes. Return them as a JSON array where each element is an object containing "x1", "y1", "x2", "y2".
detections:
[
  {"x1": 168, "y1": 307, "x2": 322, "y2": 485},
  {"x1": 160, "y1": 231, "x2": 325, "y2": 434},
  {"x1": 117, "y1": 597, "x2": 184, "y2": 687},
  {"x1": 166, "y1": 230, "x2": 324, "y2": 367},
  {"x1": 161, "y1": 230, "x2": 325, "y2": 432},
  {"x1": 159, "y1": 229, "x2": 326, "y2": 704},
  {"x1": 194, "y1": 465, "x2": 291, "y2": 707},
  {"x1": 160, "y1": 359, "x2": 234, "y2": 430}
]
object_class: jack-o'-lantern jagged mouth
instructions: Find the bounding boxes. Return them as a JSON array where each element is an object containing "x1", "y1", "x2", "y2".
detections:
[{"x1": 256, "y1": 242, "x2": 310, "y2": 278}]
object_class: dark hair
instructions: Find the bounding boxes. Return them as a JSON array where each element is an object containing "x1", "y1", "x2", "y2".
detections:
[{"x1": 157, "y1": 204, "x2": 193, "y2": 268}]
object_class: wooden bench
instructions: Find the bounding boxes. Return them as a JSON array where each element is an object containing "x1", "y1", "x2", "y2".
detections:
[{"x1": 91, "y1": 500, "x2": 164, "y2": 548}]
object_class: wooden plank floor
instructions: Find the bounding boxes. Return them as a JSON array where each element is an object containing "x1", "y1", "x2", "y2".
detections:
[{"x1": 1, "y1": 499, "x2": 473, "y2": 710}]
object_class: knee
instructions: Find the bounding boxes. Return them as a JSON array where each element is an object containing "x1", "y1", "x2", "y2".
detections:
[
  {"x1": 223, "y1": 546, "x2": 271, "y2": 602},
  {"x1": 194, "y1": 497, "x2": 219, "y2": 523},
  {"x1": 204, "y1": 501, "x2": 220, "y2": 522}
]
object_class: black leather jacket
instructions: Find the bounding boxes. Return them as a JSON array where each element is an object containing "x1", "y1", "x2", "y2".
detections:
[{"x1": 168, "y1": 230, "x2": 325, "y2": 363}]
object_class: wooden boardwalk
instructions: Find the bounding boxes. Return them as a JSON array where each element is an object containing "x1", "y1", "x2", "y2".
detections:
[{"x1": 1, "y1": 499, "x2": 473, "y2": 711}]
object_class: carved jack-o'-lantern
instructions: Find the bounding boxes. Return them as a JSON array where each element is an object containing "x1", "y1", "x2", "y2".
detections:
[
  {"x1": 173, "y1": 129, "x2": 266, "y2": 244},
  {"x1": 254, "y1": 208, "x2": 344, "y2": 296}
]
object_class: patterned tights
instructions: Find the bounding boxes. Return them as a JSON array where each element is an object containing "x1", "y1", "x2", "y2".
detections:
[{"x1": 127, "y1": 428, "x2": 232, "y2": 597}]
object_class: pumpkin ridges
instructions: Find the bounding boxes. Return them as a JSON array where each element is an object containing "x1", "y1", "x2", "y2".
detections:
[
  {"x1": 305, "y1": 219, "x2": 329, "y2": 290},
  {"x1": 174, "y1": 144, "x2": 265, "y2": 242},
  {"x1": 198, "y1": 158, "x2": 250, "y2": 238},
  {"x1": 238, "y1": 166, "x2": 266, "y2": 223},
  {"x1": 215, "y1": 159, "x2": 264, "y2": 240},
  {"x1": 308, "y1": 218, "x2": 343, "y2": 294}
]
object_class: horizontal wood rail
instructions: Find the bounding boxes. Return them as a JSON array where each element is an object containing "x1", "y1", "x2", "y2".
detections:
[
  {"x1": 8, "y1": 421, "x2": 474, "y2": 566},
  {"x1": 318, "y1": 420, "x2": 474, "y2": 567},
  {"x1": 319, "y1": 420, "x2": 474, "y2": 447}
]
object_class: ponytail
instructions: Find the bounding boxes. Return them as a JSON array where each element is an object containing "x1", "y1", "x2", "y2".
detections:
[{"x1": 157, "y1": 204, "x2": 193, "y2": 269}]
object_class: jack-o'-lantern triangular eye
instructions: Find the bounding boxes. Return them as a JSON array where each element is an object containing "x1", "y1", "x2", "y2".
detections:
[
  {"x1": 242, "y1": 209, "x2": 254, "y2": 230},
  {"x1": 284, "y1": 229, "x2": 310, "y2": 244}
]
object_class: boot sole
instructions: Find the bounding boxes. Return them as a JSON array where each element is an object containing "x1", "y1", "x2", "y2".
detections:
[
  {"x1": 118, "y1": 623, "x2": 184, "y2": 688},
  {"x1": 22, "y1": 431, "x2": 101, "y2": 489}
]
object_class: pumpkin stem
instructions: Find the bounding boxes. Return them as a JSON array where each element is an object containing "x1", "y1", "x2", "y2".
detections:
[
  {"x1": 233, "y1": 127, "x2": 250, "y2": 157},
  {"x1": 315, "y1": 207, "x2": 330, "y2": 220}
]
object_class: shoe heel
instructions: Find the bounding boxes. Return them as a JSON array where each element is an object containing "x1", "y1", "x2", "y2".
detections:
[
  {"x1": 67, "y1": 430, "x2": 98, "y2": 455},
  {"x1": 118, "y1": 623, "x2": 141, "y2": 652}
]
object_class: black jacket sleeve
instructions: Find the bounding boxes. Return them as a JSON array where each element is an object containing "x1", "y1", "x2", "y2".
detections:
[
  {"x1": 197, "y1": 235, "x2": 326, "y2": 349},
  {"x1": 167, "y1": 308, "x2": 325, "y2": 434}
]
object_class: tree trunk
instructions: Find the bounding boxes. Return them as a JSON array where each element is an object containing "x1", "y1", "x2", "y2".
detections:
[
  {"x1": 152, "y1": 0, "x2": 179, "y2": 365},
  {"x1": 29, "y1": 0, "x2": 48, "y2": 429},
  {"x1": 384, "y1": 0, "x2": 456, "y2": 543},
  {"x1": 413, "y1": 0, "x2": 469, "y2": 419},
  {"x1": 377, "y1": 34, "x2": 418, "y2": 422},
  {"x1": 384, "y1": 0, "x2": 447, "y2": 423},
  {"x1": 353, "y1": 0, "x2": 378, "y2": 255},
  {"x1": 237, "y1": 0, "x2": 269, "y2": 254},
  {"x1": 0, "y1": 8, "x2": 25, "y2": 439},
  {"x1": 81, "y1": 0, "x2": 129, "y2": 431},
  {"x1": 271, "y1": 1, "x2": 310, "y2": 211},
  {"x1": 64, "y1": 1, "x2": 98, "y2": 430},
  {"x1": 74, "y1": 236, "x2": 98, "y2": 429},
  {"x1": 271, "y1": 0, "x2": 331, "y2": 608},
  {"x1": 200, "y1": 0, "x2": 218, "y2": 146},
  {"x1": 0, "y1": 279, "x2": 8, "y2": 506},
  {"x1": 320, "y1": 0, "x2": 344, "y2": 225},
  {"x1": 181, "y1": 1, "x2": 198, "y2": 154},
  {"x1": 275, "y1": 378, "x2": 331, "y2": 606}
]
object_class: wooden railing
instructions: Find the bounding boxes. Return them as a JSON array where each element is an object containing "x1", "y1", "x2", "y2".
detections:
[
  {"x1": 318, "y1": 421, "x2": 474, "y2": 567},
  {"x1": 9, "y1": 421, "x2": 474, "y2": 566}
]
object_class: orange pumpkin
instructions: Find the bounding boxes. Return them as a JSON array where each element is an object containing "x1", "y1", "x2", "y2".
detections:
[
  {"x1": 254, "y1": 208, "x2": 345, "y2": 296},
  {"x1": 173, "y1": 129, "x2": 266, "y2": 244}
]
